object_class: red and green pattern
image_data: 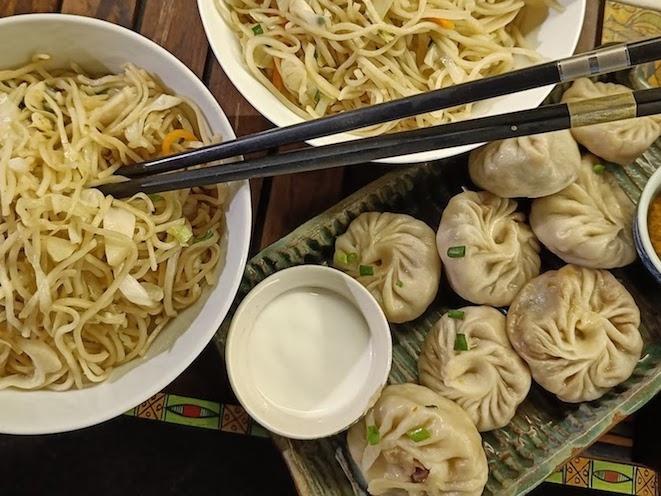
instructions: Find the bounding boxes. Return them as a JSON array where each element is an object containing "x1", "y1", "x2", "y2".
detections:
[
  {"x1": 547, "y1": 457, "x2": 658, "y2": 495},
  {"x1": 124, "y1": 393, "x2": 268, "y2": 438}
]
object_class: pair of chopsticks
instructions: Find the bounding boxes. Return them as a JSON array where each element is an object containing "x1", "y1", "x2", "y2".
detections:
[{"x1": 98, "y1": 37, "x2": 661, "y2": 198}]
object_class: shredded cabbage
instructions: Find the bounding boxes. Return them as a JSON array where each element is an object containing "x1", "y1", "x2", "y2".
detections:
[{"x1": 0, "y1": 58, "x2": 229, "y2": 390}]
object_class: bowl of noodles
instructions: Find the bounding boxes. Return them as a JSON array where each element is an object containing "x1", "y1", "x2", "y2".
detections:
[
  {"x1": 200, "y1": 0, "x2": 585, "y2": 164},
  {"x1": 0, "y1": 14, "x2": 252, "y2": 434}
]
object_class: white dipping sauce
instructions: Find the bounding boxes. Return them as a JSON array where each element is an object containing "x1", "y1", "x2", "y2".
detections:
[{"x1": 250, "y1": 287, "x2": 372, "y2": 414}]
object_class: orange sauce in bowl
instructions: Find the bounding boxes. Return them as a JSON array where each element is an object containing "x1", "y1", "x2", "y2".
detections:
[{"x1": 650, "y1": 195, "x2": 661, "y2": 257}]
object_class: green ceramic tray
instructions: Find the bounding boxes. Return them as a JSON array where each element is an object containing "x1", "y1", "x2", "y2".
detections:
[{"x1": 213, "y1": 82, "x2": 661, "y2": 496}]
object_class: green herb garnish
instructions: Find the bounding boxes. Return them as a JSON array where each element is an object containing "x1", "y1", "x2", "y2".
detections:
[
  {"x1": 316, "y1": 15, "x2": 326, "y2": 26},
  {"x1": 148, "y1": 194, "x2": 164, "y2": 202},
  {"x1": 447, "y1": 310, "x2": 465, "y2": 320},
  {"x1": 334, "y1": 251, "x2": 348, "y2": 265},
  {"x1": 167, "y1": 225, "x2": 193, "y2": 246},
  {"x1": 359, "y1": 265, "x2": 374, "y2": 276},
  {"x1": 447, "y1": 245, "x2": 466, "y2": 258},
  {"x1": 454, "y1": 333, "x2": 469, "y2": 352},
  {"x1": 406, "y1": 426, "x2": 431, "y2": 443},
  {"x1": 593, "y1": 164, "x2": 606, "y2": 174},
  {"x1": 192, "y1": 230, "x2": 214, "y2": 244},
  {"x1": 396, "y1": 280, "x2": 404, "y2": 288},
  {"x1": 252, "y1": 24, "x2": 264, "y2": 35},
  {"x1": 347, "y1": 253, "x2": 359, "y2": 265},
  {"x1": 366, "y1": 425, "x2": 380, "y2": 445},
  {"x1": 314, "y1": 90, "x2": 321, "y2": 104}
]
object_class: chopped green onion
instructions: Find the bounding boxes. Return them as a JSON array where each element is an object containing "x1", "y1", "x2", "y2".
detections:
[
  {"x1": 406, "y1": 426, "x2": 431, "y2": 443},
  {"x1": 252, "y1": 24, "x2": 264, "y2": 35},
  {"x1": 454, "y1": 333, "x2": 469, "y2": 352},
  {"x1": 148, "y1": 194, "x2": 164, "y2": 202},
  {"x1": 447, "y1": 310, "x2": 465, "y2": 320},
  {"x1": 192, "y1": 230, "x2": 214, "y2": 244},
  {"x1": 347, "y1": 253, "x2": 359, "y2": 265},
  {"x1": 447, "y1": 246, "x2": 466, "y2": 258},
  {"x1": 334, "y1": 251, "x2": 348, "y2": 265},
  {"x1": 314, "y1": 90, "x2": 321, "y2": 104},
  {"x1": 396, "y1": 280, "x2": 404, "y2": 288},
  {"x1": 316, "y1": 15, "x2": 326, "y2": 26},
  {"x1": 359, "y1": 265, "x2": 374, "y2": 276},
  {"x1": 593, "y1": 164, "x2": 606, "y2": 174},
  {"x1": 167, "y1": 225, "x2": 193, "y2": 246},
  {"x1": 366, "y1": 425, "x2": 380, "y2": 445}
]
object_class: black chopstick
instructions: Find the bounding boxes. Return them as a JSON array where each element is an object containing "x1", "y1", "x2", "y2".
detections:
[
  {"x1": 118, "y1": 37, "x2": 661, "y2": 178},
  {"x1": 97, "y1": 87, "x2": 661, "y2": 198}
]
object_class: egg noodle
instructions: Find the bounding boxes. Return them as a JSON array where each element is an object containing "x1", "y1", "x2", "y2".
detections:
[
  {"x1": 219, "y1": 0, "x2": 556, "y2": 135},
  {"x1": 0, "y1": 55, "x2": 229, "y2": 390}
]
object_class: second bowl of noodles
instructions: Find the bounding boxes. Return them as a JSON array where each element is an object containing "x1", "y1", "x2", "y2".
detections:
[
  {"x1": 200, "y1": 0, "x2": 585, "y2": 164},
  {"x1": 0, "y1": 14, "x2": 252, "y2": 434}
]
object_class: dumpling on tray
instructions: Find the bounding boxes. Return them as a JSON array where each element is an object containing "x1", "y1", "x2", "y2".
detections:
[
  {"x1": 507, "y1": 265, "x2": 643, "y2": 403},
  {"x1": 347, "y1": 383, "x2": 488, "y2": 496},
  {"x1": 436, "y1": 190, "x2": 541, "y2": 307},
  {"x1": 561, "y1": 77, "x2": 661, "y2": 166},
  {"x1": 468, "y1": 130, "x2": 581, "y2": 198},
  {"x1": 333, "y1": 212, "x2": 441, "y2": 324},
  {"x1": 530, "y1": 154, "x2": 636, "y2": 269},
  {"x1": 418, "y1": 306, "x2": 531, "y2": 432}
]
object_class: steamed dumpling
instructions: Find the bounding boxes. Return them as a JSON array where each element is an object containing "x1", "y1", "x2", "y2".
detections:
[
  {"x1": 530, "y1": 154, "x2": 636, "y2": 269},
  {"x1": 418, "y1": 306, "x2": 531, "y2": 432},
  {"x1": 347, "y1": 383, "x2": 488, "y2": 496},
  {"x1": 334, "y1": 212, "x2": 441, "y2": 323},
  {"x1": 507, "y1": 265, "x2": 643, "y2": 403},
  {"x1": 561, "y1": 78, "x2": 661, "y2": 166},
  {"x1": 436, "y1": 190, "x2": 541, "y2": 306},
  {"x1": 468, "y1": 130, "x2": 581, "y2": 198}
]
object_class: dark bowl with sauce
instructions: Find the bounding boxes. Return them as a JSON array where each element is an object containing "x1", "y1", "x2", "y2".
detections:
[{"x1": 634, "y1": 166, "x2": 661, "y2": 284}]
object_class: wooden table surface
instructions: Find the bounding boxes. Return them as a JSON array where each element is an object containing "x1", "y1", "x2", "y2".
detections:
[{"x1": 0, "y1": 1, "x2": 632, "y2": 495}]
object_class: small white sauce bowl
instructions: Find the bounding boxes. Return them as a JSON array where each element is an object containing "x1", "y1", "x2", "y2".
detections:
[
  {"x1": 634, "y1": 166, "x2": 661, "y2": 284},
  {"x1": 226, "y1": 265, "x2": 392, "y2": 439}
]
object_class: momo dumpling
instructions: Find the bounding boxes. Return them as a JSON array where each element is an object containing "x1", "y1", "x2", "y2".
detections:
[
  {"x1": 530, "y1": 154, "x2": 636, "y2": 269},
  {"x1": 561, "y1": 78, "x2": 661, "y2": 166},
  {"x1": 347, "y1": 383, "x2": 488, "y2": 496},
  {"x1": 334, "y1": 212, "x2": 441, "y2": 323},
  {"x1": 436, "y1": 191, "x2": 541, "y2": 306},
  {"x1": 418, "y1": 306, "x2": 531, "y2": 432},
  {"x1": 507, "y1": 265, "x2": 643, "y2": 403},
  {"x1": 468, "y1": 130, "x2": 581, "y2": 198}
]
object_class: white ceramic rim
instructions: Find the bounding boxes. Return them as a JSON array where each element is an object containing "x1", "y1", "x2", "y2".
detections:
[
  {"x1": 226, "y1": 265, "x2": 392, "y2": 440},
  {"x1": 637, "y1": 166, "x2": 661, "y2": 273},
  {"x1": 198, "y1": 0, "x2": 586, "y2": 164},
  {"x1": 0, "y1": 13, "x2": 252, "y2": 435}
]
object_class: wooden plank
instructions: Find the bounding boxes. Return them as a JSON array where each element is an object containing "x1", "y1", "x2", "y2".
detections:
[
  {"x1": 0, "y1": 0, "x2": 59, "y2": 15},
  {"x1": 205, "y1": 60, "x2": 271, "y2": 235},
  {"x1": 259, "y1": 169, "x2": 345, "y2": 248},
  {"x1": 258, "y1": 135, "x2": 345, "y2": 247},
  {"x1": 139, "y1": 0, "x2": 209, "y2": 77},
  {"x1": 61, "y1": 0, "x2": 139, "y2": 28},
  {"x1": 205, "y1": 62, "x2": 271, "y2": 143}
]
